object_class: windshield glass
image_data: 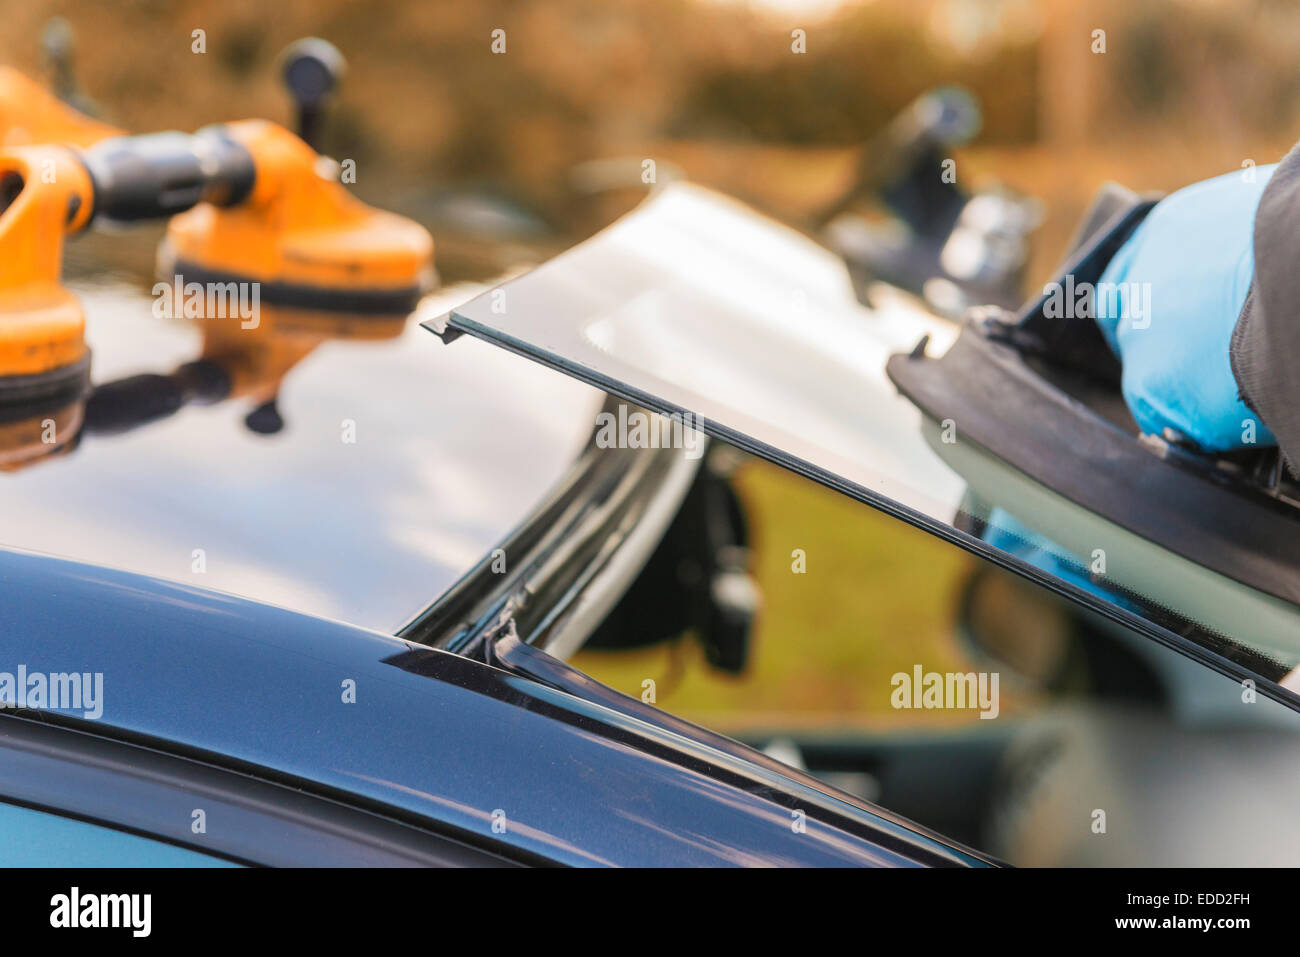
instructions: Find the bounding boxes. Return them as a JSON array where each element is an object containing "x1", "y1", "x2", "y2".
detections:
[{"x1": 434, "y1": 182, "x2": 1300, "y2": 708}]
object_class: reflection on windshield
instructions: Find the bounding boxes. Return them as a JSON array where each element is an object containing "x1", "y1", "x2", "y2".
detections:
[{"x1": 0, "y1": 272, "x2": 602, "y2": 630}]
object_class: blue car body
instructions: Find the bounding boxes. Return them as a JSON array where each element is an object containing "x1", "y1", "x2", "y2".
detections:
[{"x1": 0, "y1": 546, "x2": 988, "y2": 866}]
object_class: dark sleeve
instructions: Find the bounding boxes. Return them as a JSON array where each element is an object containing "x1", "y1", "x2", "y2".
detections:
[{"x1": 1231, "y1": 141, "x2": 1300, "y2": 472}]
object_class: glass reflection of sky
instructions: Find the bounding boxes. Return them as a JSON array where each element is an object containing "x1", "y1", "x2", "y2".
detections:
[{"x1": 0, "y1": 277, "x2": 602, "y2": 632}]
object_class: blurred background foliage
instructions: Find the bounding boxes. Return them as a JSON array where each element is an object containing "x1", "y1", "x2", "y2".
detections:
[{"x1": 5, "y1": 0, "x2": 1300, "y2": 282}]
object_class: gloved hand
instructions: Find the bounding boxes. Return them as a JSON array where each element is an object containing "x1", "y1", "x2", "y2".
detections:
[{"x1": 1094, "y1": 165, "x2": 1277, "y2": 452}]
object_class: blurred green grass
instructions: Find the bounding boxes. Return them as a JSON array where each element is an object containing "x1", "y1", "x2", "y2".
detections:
[{"x1": 572, "y1": 457, "x2": 986, "y2": 732}]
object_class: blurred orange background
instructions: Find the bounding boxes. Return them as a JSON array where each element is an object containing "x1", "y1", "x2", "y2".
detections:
[{"x1": 3, "y1": 0, "x2": 1298, "y2": 285}]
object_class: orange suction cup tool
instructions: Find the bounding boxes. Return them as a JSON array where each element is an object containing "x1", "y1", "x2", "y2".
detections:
[
  {"x1": 0, "y1": 67, "x2": 120, "y2": 148},
  {"x1": 158, "y1": 121, "x2": 434, "y2": 314},
  {"x1": 0, "y1": 119, "x2": 431, "y2": 408},
  {"x1": 0, "y1": 145, "x2": 94, "y2": 404}
]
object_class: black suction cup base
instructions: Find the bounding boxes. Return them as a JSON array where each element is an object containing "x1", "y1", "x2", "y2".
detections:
[
  {"x1": 167, "y1": 259, "x2": 425, "y2": 316},
  {"x1": 0, "y1": 353, "x2": 92, "y2": 419}
]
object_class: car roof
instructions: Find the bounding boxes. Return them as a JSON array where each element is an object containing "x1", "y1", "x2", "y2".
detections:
[{"x1": 0, "y1": 248, "x2": 601, "y2": 633}]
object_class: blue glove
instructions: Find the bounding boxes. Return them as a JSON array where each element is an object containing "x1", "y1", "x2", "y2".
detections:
[{"x1": 1094, "y1": 165, "x2": 1277, "y2": 451}]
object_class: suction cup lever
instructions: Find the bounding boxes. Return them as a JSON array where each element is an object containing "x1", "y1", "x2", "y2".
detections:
[
  {"x1": 815, "y1": 86, "x2": 981, "y2": 231},
  {"x1": 279, "y1": 38, "x2": 345, "y2": 151},
  {"x1": 41, "y1": 17, "x2": 78, "y2": 104},
  {"x1": 40, "y1": 16, "x2": 105, "y2": 120}
]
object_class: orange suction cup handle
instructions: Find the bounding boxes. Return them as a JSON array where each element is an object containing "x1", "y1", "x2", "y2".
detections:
[
  {"x1": 162, "y1": 120, "x2": 435, "y2": 313},
  {"x1": 0, "y1": 145, "x2": 94, "y2": 397},
  {"x1": 79, "y1": 121, "x2": 434, "y2": 312}
]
